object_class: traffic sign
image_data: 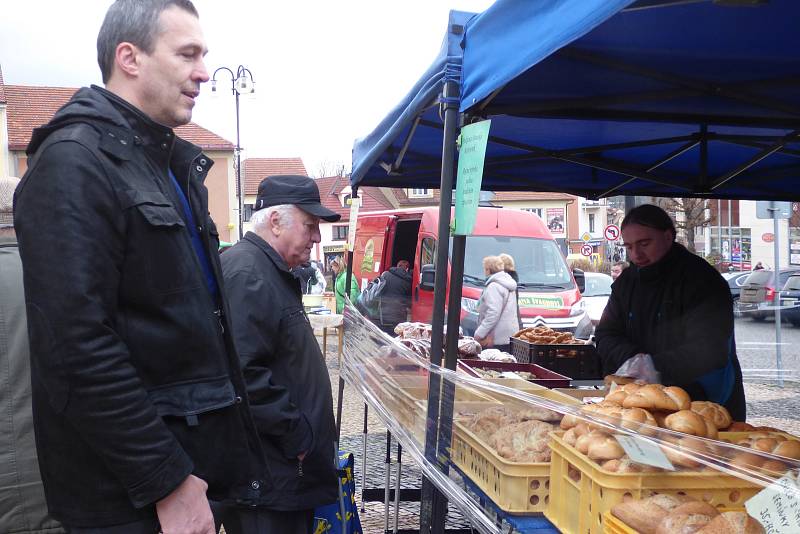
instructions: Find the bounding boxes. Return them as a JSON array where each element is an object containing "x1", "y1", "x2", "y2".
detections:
[
  {"x1": 604, "y1": 224, "x2": 621, "y2": 241},
  {"x1": 580, "y1": 244, "x2": 593, "y2": 257},
  {"x1": 581, "y1": 232, "x2": 592, "y2": 242}
]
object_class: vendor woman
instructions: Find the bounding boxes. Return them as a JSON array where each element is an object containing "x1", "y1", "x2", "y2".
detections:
[{"x1": 595, "y1": 204, "x2": 745, "y2": 421}]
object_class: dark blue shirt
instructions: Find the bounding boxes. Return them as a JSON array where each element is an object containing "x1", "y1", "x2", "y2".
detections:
[{"x1": 169, "y1": 170, "x2": 219, "y2": 301}]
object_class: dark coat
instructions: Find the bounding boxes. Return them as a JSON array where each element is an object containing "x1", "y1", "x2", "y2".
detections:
[
  {"x1": 377, "y1": 267, "x2": 412, "y2": 328},
  {"x1": 221, "y1": 232, "x2": 338, "y2": 510},
  {"x1": 595, "y1": 243, "x2": 745, "y2": 420},
  {"x1": 14, "y1": 86, "x2": 267, "y2": 527},
  {"x1": 292, "y1": 263, "x2": 317, "y2": 294}
]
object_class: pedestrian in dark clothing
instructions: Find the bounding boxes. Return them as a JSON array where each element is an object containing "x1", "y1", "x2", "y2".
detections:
[
  {"x1": 499, "y1": 253, "x2": 523, "y2": 330},
  {"x1": 291, "y1": 261, "x2": 318, "y2": 294},
  {"x1": 217, "y1": 175, "x2": 341, "y2": 534},
  {"x1": 376, "y1": 260, "x2": 413, "y2": 334},
  {"x1": 595, "y1": 204, "x2": 745, "y2": 421},
  {"x1": 13, "y1": 2, "x2": 268, "y2": 532}
]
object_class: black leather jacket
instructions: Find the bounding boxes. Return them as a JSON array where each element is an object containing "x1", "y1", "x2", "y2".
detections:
[
  {"x1": 221, "y1": 232, "x2": 338, "y2": 510},
  {"x1": 15, "y1": 86, "x2": 268, "y2": 527}
]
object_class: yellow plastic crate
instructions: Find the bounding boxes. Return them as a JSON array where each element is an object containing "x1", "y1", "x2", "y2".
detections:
[
  {"x1": 451, "y1": 421, "x2": 552, "y2": 514},
  {"x1": 545, "y1": 432, "x2": 761, "y2": 534}
]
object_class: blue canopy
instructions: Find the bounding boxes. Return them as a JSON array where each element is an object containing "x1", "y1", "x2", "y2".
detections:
[{"x1": 351, "y1": 0, "x2": 800, "y2": 201}]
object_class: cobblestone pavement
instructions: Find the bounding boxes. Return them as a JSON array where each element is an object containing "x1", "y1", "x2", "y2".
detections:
[{"x1": 320, "y1": 331, "x2": 800, "y2": 533}]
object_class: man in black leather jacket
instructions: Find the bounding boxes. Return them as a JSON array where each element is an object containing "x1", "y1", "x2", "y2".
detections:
[
  {"x1": 595, "y1": 204, "x2": 745, "y2": 421},
  {"x1": 14, "y1": 1, "x2": 267, "y2": 532},
  {"x1": 217, "y1": 175, "x2": 340, "y2": 533}
]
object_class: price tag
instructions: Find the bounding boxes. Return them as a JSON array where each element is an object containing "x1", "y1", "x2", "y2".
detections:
[
  {"x1": 745, "y1": 471, "x2": 800, "y2": 533},
  {"x1": 615, "y1": 435, "x2": 675, "y2": 471}
]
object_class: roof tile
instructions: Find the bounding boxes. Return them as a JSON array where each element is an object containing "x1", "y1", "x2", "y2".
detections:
[
  {"x1": 243, "y1": 158, "x2": 308, "y2": 195},
  {"x1": 4, "y1": 84, "x2": 234, "y2": 151}
]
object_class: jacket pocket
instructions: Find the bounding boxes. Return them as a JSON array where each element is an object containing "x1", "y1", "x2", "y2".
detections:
[
  {"x1": 147, "y1": 375, "x2": 238, "y2": 424},
  {"x1": 122, "y1": 190, "x2": 200, "y2": 294}
]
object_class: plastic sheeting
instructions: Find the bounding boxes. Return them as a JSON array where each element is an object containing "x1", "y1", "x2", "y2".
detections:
[{"x1": 341, "y1": 301, "x2": 800, "y2": 532}]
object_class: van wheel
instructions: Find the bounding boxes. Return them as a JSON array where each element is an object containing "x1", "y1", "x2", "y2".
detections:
[{"x1": 752, "y1": 313, "x2": 766, "y2": 322}]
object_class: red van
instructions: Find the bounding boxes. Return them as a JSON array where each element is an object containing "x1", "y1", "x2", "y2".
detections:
[{"x1": 352, "y1": 206, "x2": 592, "y2": 337}]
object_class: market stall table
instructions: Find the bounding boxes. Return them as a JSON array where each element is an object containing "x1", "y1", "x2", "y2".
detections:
[{"x1": 308, "y1": 313, "x2": 344, "y2": 362}]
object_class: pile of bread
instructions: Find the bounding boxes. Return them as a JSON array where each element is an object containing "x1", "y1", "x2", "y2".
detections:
[
  {"x1": 611, "y1": 494, "x2": 764, "y2": 534},
  {"x1": 393, "y1": 322, "x2": 482, "y2": 358},
  {"x1": 463, "y1": 405, "x2": 562, "y2": 463},
  {"x1": 512, "y1": 326, "x2": 586, "y2": 345},
  {"x1": 560, "y1": 382, "x2": 800, "y2": 473}
]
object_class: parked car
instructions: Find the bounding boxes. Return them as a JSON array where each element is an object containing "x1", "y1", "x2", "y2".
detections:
[
  {"x1": 738, "y1": 269, "x2": 800, "y2": 321},
  {"x1": 582, "y1": 272, "x2": 613, "y2": 327},
  {"x1": 778, "y1": 275, "x2": 800, "y2": 326},
  {"x1": 722, "y1": 271, "x2": 752, "y2": 317}
]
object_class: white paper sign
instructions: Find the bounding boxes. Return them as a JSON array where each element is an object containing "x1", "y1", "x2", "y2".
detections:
[
  {"x1": 615, "y1": 435, "x2": 675, "y2": 471},
  {"x1": 745, "y1": 471, "x2": 800, "y2": 534},
  {"x1": 347, "y1": 197, "x2": 359, "y2": 252}
]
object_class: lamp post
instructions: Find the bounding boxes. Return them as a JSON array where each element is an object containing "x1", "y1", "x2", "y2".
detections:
[{"x1": 211, "y1": 65, "x2": 255, "y2": 240}]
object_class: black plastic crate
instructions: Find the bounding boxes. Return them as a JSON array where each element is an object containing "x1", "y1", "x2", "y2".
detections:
[{"x1": 510, "y1": 337, "x2": 601, "y2": 380}]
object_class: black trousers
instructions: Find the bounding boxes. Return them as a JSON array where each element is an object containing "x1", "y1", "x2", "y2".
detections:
[{"x1": 212, "y1": 503, "x2": 314, "y2": 534}]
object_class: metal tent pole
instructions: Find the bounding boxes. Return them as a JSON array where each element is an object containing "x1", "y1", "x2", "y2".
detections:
[{"x1": 420, "y1": 79, "x2": 460, "y2": 534}]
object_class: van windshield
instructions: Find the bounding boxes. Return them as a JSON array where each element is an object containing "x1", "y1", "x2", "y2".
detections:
[{"x1": 457, "y1": 236, "x2": 573, "y2": 290}]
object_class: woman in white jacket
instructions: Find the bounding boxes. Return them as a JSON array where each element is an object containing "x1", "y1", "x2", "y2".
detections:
[{"x1": 473, "y1": 255, "x2": 519, "y2": 352}]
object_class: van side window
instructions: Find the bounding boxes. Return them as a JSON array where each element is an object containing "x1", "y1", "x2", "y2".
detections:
[{"x1": 420, "y1": 237, "x2": 436, "y2": 266}]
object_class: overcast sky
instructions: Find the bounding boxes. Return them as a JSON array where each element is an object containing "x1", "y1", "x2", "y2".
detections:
[{"x1": 1, "y1": 0, "x2": 494, "y2": 176}]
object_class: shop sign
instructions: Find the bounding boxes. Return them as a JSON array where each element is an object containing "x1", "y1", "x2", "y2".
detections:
[{"x1": 763, "y1": 233, "x2": 775, "y2": 243}]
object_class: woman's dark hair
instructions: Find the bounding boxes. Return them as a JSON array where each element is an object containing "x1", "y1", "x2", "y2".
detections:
[{"x1": 621, "y1": 204, "x2": 676, "y2": 240}]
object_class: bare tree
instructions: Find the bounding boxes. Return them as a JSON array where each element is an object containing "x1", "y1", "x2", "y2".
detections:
[
  {"x1": 314, "y1": 160, "x2": 349, "y2": 178},
  {"x1": 651, "y1": 197, "x2": 711, "y2": 253}
]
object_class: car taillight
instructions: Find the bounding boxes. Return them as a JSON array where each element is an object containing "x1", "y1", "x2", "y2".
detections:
[{"x1": 766, "y1": 287, "x2": 776, "y2": 301}]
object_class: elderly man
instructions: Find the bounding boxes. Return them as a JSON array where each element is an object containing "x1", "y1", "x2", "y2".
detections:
[
  {"x1": 14, "y1": 1, "x2": 266, "y2": 532},
  {"x1": 218, "y1": 175, "x2": 340, "y2": 533}
]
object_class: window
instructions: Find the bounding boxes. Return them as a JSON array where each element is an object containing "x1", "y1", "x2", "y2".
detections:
[
  {"x1": 420, "y1": 237, "x2": 436, "y2": 266},
  {"x1": 333, "y1": 225, "x2": 349, "y2": 241},
  {"x1": 523, "y1": 207, "x2": 543, "y2": 218},
  {"x1": 589, "y1": 213, "x2": 595, "y2": 233},
  {"x1": 242, "y1": 203, "x2": 254, "y2": 222},
  {"x1": 408, "y1": 188, "x2": 432, "y2": 198}
]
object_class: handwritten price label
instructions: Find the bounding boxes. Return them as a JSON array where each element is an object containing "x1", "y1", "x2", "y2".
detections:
[
  {"x1": 746, "y1": 471, "x2": 800, "y2": 533},
  {"x1": 615, "y1": 435, "x2": 675, "y2": 471}
]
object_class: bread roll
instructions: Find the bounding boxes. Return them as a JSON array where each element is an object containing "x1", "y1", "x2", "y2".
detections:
[
  {"x1": 696, "y1": 511, "x2": 765, "y2": 534},
  {"x1": 661, "y1": 436, "x2": 710, "y2": 469},
  {"x1": 622, "y1": 384, "x2": 691, "y2": 412},
  {"x1": 690, "y1": 401, "x2": 732, "y2": 430},
  {"x1": 664, "y1": 410, "x2": 717, "y2": 438},
  {"x1": 773, "y1": 439, "x2": 800, "y2": 460},
  {"x1": 605, "y1": 383, "x2": 644, "y2": 405},
  {"x1": 587, "y1": 433, "x2": 626, "y2": 461},
  {"x1": 727, "y1": 421, "x2": 755, "y2": 432}
]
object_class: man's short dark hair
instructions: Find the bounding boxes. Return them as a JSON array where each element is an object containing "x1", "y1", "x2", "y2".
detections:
[
  {"x1": 613, "y1": 261, "x2": 628, "y2": 269},
  {"x1": 621, "y1": 204, "x2": 677, "y2": 240},
  {"x1": 97, "y1": 0, "x2": 199, "y2": 83}
]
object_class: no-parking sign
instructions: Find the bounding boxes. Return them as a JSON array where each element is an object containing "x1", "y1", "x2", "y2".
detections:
[
  {"x1": 604, "y1": 224, "x2": 621, "y2": 241},
  {"x1": 580, "y1": 244, "x2": 593, "y2": 257}
]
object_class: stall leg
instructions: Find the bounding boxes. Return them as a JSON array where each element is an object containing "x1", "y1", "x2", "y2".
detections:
[
  {"x1": 393, "y1": 443, "x2": 403, "y2": 534},
  {"x1": 360, "y1": 403, "x2": 368, "y2": 513},
  {"x1": 384, "y1": 431, "x2": 392, "y2": 533}
]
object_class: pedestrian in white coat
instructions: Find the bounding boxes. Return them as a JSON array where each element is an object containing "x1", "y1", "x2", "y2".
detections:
[{"x1": 473, "y1": 255, "x2": 518, "y2": 352}]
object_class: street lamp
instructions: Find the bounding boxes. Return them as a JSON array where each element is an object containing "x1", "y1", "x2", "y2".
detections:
[{"x1": 211, "y1": 65, "x2": 255, "y2": 240}]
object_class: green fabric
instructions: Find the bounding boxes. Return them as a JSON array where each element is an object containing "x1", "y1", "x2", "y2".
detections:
[{"x1": 335, "y1": 272, "x2": 360, "y2": 313}]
